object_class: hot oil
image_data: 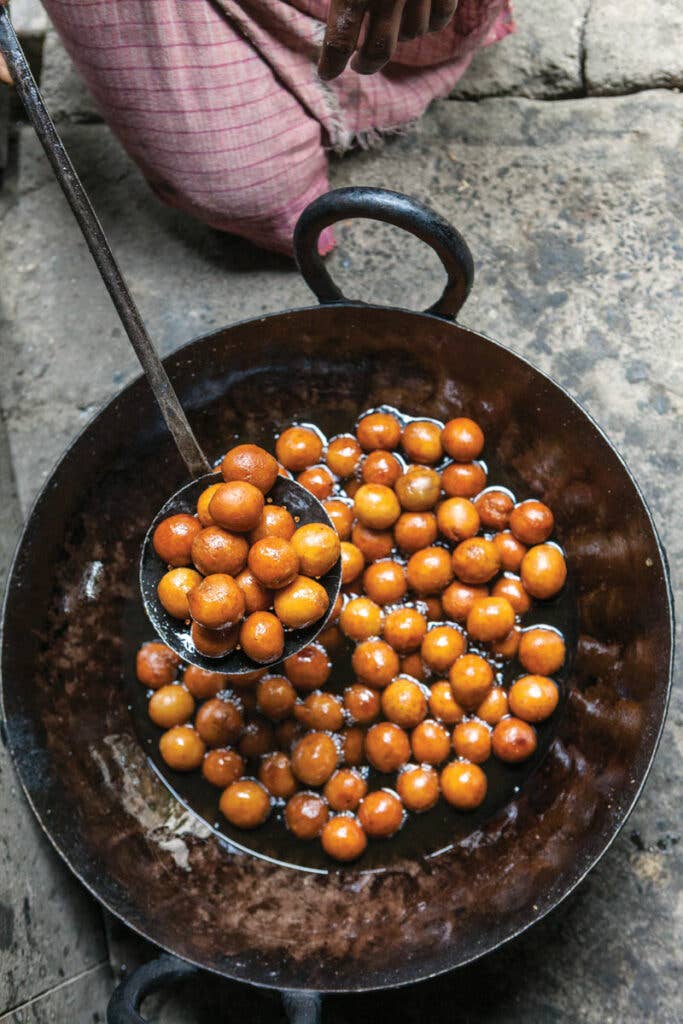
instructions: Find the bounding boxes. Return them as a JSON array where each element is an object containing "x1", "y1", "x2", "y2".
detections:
[{"x1": 124, "y1": 405, "x2": 577, "y2": 874}]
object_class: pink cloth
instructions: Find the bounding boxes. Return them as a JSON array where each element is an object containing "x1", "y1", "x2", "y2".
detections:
[{"x1": 44, "y1": 0, "x2": 513, "y2": 254}]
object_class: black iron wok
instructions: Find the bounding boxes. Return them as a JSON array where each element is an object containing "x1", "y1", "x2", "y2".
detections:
[{"x1": 0, "y1": 15, "x2": 673, "y2": 1022}]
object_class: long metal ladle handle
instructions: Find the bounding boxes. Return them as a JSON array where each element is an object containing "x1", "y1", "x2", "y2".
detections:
[{"x1": 0, "y1": 7, "x2": 211, "y2": 478}]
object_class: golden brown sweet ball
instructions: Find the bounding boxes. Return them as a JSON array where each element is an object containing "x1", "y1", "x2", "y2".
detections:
[
  {"x1": 323, "y1": 499, "x2": 354, "y2": 541},
  {"x1": 493, "y1": 531, "x2": 527, "y2": 572},
  {"x1": 400, "y1": 652, "x2": 426, "y2": 681},
  {"x1": 239, "y1": 611, "x2": 285, "y2": 663},
  {"x1": 191, "y1": 526, "x2": 249, "y2": 577},
  {"x1": 248, "y1": 536, "x2": 300, "y2": 589},
  {"x1": 195, "y1": 696, "x2": 243, "y2": 747},
  {"x1": 518, "y1": 627, "x2": 566, "y2": 675},
  {"x1": 394, "y1": 511, "x2": 438, "y2": 553},
  {"x1": 197, "y1": 483, "x2": 222, "y2": 527},
  {"x1": 436, "y1": 497, "x2": 480, "y2": 543},
  {"x1": 509, "y1": 499, "x2": 555, "y2": 546},
  {"x1": 441, "y1": 417, "x2": 484, "y2": 462},
  {"x1": 395, "y1": 467, "x2": 442, "y2": 512},
  {"x1": 424, "y1": 596, "x2": 443, "y2": 621},
  {"x1": 284, "y1": 644, "x2": 331, "y2": 691},
  {"x1": 324, "y1": 769, "x2": 368, "y2": 812},
  {"x1": 365, "y1": 722, "x2": 411, "y2": 772},
  {"x1": 159, "y1": 725, "x2": 206, "y2": 771},
  {"x1": 275, "y1": 425, "x2": 324, "y2": 472},
  {"x1": 449, "y1": 654, "x2": 494, "y2": 709},
  {"x1": 452, "y1": 720, "x2": 492, "y2": 764},
  {"x1": 363, "y1": 560, "x2": 407, "y2": 605},
  {"x1": 339, "y1": 596, "x2": 383, "y2": 642},
  {"x1": 352, "y1": 639, "x2": 400, "y2": 688},
  {"x1": 440, "y1": 761, "x2": 487, "y2": 809},
  {"x1": 158, "y1": 568, "x2": 203, "y2": 619},
  {"x1": 297, "y1": 465, "x2": 335, "y2": 500},
  {"x1": 441, "y1": 461, "x2": 487, "y2": 499},
  {"x1": 361, "y1": 450, "x2": 404, "y2": 487},
  {"x1": 451, "y1": 537, "x2": 501, "y2": 585},
  {"x1": 285, "y1": 791, "x2": 329, "y2": 840},
  {"x1": 381, "y1": 677, "x2": 428, "y2": 729},
  {"x1": 321, "y1": 816, "x2": 368, "y2": 861},
  {"x1": 492, "y1": 575, "x2": 531, "y2": 616},
  {"x1": 492, "y1": 717, "x2": 538, "y2": 762},
  {"x1": 421, "y1": 625, "x2": 467, "y2": 674},
  {"x1": 188, "y1": 573, "x2": 245, "y2": 630},
  {"x1": 343, "y1": 683, "x2": 381, "y2": 725},
  {"x1": 428, "y1": 681, "x2": 465, "y2": 725},
  {"x1": 358, "y1": 789, "x2": 404, "y2": 838},
  {"x1": 351, "y1": 523, "x2": 394, "y2": 562},
  {"x1": 410, "y1": 719, "x2": 451, "y2": 765},
  {"x1": 258, "y1": 751, "x2": 298, "y2": 799},
  {"x1": 238, "y1": 717, "x2": 275, "y2": 759},
  {"x1": 291, "y1": 523, "x2": 341, "y2": 577},
  {"x1": 441, "y1": 580, "x2": 489, "y2": 623},
  {"x1": 275, "y1": 719, "x2": 303, "y2": 752},
  {"x1": 476, "y1": 686, "x2": 509, "y2": 725},
  {"x1": 208, "y1": 481, "x2": 264, "y2": 534},
  {"x1": 191, "y1": 621, "x2": 239, "y2": 658},
  {"x1": 340, "y1": 727, "x2": 365, "y2": 766},
  {"x1": 202, "y1": 748, "x2": 245, "y2": 788},
  {"x1": 234, "y1": 569, "x2": 273, "y2": 614},
  {"x1": 466, "y1": 596, "x2": 516, "y2": 643},
  {"x1": 326, "y1": 434, "x2": 362, "y2": 478},
  {"x1": 295, "y1": 692, "x2": 345, "y2": 732},
  {"x1": 136, "y1": 642, "x2": 181, "y2": 689},
  {"x1": 219, "y1": 779, "x2": 271, "y2": 828},
  {"x1": 401, "y1": 420, "x2": 443, "y2": 464},
  {"x1": 249, "y1": 504, "x2": 296, "y2": 543},
  {"x1": 183, "y1": 665, "x2": 225, "y2": 700},
  {"x1": 474, "y1": 489, "x2": 514, "y2": 532},
  {"x1": 520, "y1": 545, "x2": 567, "y2": 599},
  {"x1": 340, "y1": 542, "x2": 365, "y2": 585},
  {"x1": 273, "y1": 575, "x2": 329, "y2": 628},
  {"x1": 354, "y1": 483, "x2": 401, "y2": 530},
  {"x1": 220, "y1": 443, "x2": 279, "y2": 494},
  {"x1": 291, "y1": 731, "x2": 339, "y2": 786},
  {"x1": 256, "y1": 674, "x2": 297, "y2": 721},
  {"x1": 490, "y1": 626, "x2": 521, "y2": 660},
  {"x1": 383, "y1": 607, "x2": 428, "y2": 653},
  {"x1": 508, "y1": 675, "x2": 559, "y2": 722},
  {"x1": 356, "y1": 410, "x2": 402, "y2": 451},
  {"x1": 397, "y1": 765, "x2": 440, "y2": 812},
  {"x1": 406, "y1": 546, "x2": 454, "y2": 595},
  {"x1": 148, "y1": 685, "x2": 195, "y2": 729},
  {"x1": 153, "y1": 514, "x2": 202, "y2": 567}
]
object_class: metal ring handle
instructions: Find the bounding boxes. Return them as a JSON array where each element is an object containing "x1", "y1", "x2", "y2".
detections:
[
  {"x1": 107, "y1": 954, "x2": 198, "y2": 1023},
  {"x1": 293, "y1": 187, "x2": 474, "y2": 320}
]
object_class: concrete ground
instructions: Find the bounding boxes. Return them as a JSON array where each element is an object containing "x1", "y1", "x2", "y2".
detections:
[{"x1": 0, "y1": 1, "x2": 681, "y2": 1021}]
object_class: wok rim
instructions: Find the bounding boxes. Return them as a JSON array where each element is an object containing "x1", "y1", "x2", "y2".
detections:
[{"x1": 0, "y1": 300, "x2": 675, "y2": 994}]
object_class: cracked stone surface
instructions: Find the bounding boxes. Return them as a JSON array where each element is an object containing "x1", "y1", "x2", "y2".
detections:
[
  {"x1": 0, "y1": 85, "x2": 681, "y2": 1022},
  {"x1": 585, "y1": 0, "x2": 683, "y2": 95},
  {"x1": 451, "y1": 0, "x2": 588, "y2": 98}
]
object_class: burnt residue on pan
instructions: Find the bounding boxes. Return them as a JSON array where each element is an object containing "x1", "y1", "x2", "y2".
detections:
[{"x1": 2, "y1": 307, "x2": 672, "y2": 992}]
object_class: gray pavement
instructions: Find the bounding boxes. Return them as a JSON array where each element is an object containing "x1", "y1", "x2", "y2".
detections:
[{"x1": 1, "y1": 2, "x2": 681, "y2": 1021}]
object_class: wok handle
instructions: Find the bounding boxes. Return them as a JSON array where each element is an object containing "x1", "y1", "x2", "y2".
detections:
[
  {"x1": 0, "y1": 8, "x2": 211, "y2": 479},
  {"x1": 294, "y1": 187, "x2": 474, "y2": 320},
  {"x1": 107, "y1": 953, "x2": 197, "y2": 1023},
  {"x1": 106, "y1": 953, "x2": 323, "y2": 1024}
]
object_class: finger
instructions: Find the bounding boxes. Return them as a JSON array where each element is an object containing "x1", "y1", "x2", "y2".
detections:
[
  {"x1": 0, "y1": 54, "x2": 12, "y2": 86},
  {"x1": 429, "y1": 0, "x2": 457, "y2": 33},
  {"x1": 399, "y1": 0, "x2": 431, "y2": 40},
  {"x1": 319, "y1": 0, "x2": 369, "y2": 81},
  {"x1": 350, "y1": 0, "x2": 406, "y2": 75}
]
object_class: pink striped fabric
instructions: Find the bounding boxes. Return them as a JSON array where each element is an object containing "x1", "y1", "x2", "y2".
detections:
[{"x1": 44, "y1": 0, "x2": 513, "y2": 253}]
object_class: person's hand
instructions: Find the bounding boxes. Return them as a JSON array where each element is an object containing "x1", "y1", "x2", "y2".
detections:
[
  {"x1": 0, "y1": 0, "x2": 12, "y2": 86},
  {"x1": 318, "y1": 0, "x2": 458, "y2": 80}
]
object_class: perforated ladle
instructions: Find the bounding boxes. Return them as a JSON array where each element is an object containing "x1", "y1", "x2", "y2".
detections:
[{"x1": 0, "y1": 9, "x2": 341, "y2": 672}]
